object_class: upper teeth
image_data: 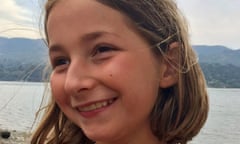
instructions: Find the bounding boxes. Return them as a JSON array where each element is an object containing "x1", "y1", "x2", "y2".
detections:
[{"x1": 78, "y1": 99, "x2": 114, "y2": 112}]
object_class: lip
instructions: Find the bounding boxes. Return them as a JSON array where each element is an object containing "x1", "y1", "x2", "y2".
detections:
[{"x1": 75, "y1": 97, "x2": 118, "y2": 118}]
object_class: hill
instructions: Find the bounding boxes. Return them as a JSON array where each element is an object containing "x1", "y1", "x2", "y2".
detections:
[
  {"x1": 193, "y1": 45, "x2": 240, "y2": 67},
  {"x1": 200, "y1": 63, "x2": 240, "y2": 88},
  {"x1": 0, "y1": 37, "x2": 47, "y2": 64},
  {"x1": 0, "y1": 37, "x2": 240, "y2": 88},
  {"x1": 0, "y1": 37, "x2": 48, "y2": 81}
]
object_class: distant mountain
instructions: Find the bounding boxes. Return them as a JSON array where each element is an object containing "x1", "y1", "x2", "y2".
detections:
[
  {"x1": 0, "y1": 37, "x2": 48, "y2": 65},
  {"x1": 200, "y1": 63, "x2": 240, "y2": 88},
  {"x1": 193, "y1": 45, "x2": 240, "y2": 67},
  {"x1": 192, "y1": 45, "x2": 240, "y2": 87},
  {"x1": 0, "y1": 37, "x2": 48, "y2": 82},
  {"x1": 0, "y1": 37, "x2": 240, "y2": 87}
]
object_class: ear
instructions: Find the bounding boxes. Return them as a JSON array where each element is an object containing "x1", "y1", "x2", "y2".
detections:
[{"x1": 159, "y1": 42, "x2": 179, "y2": 88}]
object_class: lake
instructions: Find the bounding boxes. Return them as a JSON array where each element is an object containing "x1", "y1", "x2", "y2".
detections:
[{"x1": 0, "y1": 81, "x2": 240, "y2": 144}]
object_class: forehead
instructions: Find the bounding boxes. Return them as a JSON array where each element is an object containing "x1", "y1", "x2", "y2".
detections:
[{"x1": 46, "y1": 0, "x2": 137, "y2": 44}]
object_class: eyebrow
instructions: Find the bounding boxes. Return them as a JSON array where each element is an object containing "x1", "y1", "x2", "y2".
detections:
[
  {"x1": 82, "y1": 31, "x2": 107, "y2": 42},
  {"x1": 49, "y1": 31, "x2": 119, "y2": 53},
  {"x1": 81, "y1": 31, "x2": 120, "y2": 43},
  {"x1": 49, "y1": 44, "x2": 64, "y2": 54}
]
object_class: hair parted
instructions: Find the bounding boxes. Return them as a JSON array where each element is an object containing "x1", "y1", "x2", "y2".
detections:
[{"x1": 31, "y1": 0, "x2": 208, "y2": 144}]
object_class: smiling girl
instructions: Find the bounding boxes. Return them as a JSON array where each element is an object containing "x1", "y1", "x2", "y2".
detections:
[{"x1": 31, "y1": 0, "x2": 208, "y2": 144}]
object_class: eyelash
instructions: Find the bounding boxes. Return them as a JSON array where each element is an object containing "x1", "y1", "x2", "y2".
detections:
[
  {"x1": 52, "y1": 57, "x2": 70, "y2": 69},
  {"x1": 92, "y1": 45, "x2": 115, "y2": 56}
]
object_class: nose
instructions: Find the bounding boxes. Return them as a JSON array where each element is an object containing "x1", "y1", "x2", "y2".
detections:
[{"x1": 64, "y1": 60, "x2": 97, "y2": 96}]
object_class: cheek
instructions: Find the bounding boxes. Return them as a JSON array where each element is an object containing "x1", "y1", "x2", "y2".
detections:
[
  {"x1": 50, "y1": 74, "x2": 69, "y2": 106},
  {"x1": 103, "y1": 55, "x2": 159, "y2": 98},
  {"x1": 99, "y1": 57, "x2": 133, "y2": 88}
]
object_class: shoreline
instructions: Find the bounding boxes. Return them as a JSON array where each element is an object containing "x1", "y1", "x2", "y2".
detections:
[{"x1": 0, "y1": 129, "x2": 30, "y2": 144}]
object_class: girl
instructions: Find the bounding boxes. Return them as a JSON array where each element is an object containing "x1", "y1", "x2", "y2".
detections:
[{"x1": 31, "y1": 0, "x2": 208, "y2": 144}]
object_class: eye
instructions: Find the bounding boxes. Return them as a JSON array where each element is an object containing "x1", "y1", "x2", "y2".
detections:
[
  {"x1": 92, "y1": 45, "x2": 115, "y2": 56},
  {"x1": 51, "y1": 57, "x2": 70, "y2": 69}
]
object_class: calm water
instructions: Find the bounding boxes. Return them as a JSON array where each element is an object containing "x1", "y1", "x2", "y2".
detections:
[{"x1": 0, "y1": 81, "x2": 240, "y2": 144}]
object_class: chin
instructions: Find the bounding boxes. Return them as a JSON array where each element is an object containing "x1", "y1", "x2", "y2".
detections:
[{"x1": 85, "y1": 130, "x2": 118, "y2": 143}]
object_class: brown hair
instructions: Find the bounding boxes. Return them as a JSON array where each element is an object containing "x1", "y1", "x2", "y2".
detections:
[{"x1": 31, "y1": 0, "x2": 208, "y2": 144}]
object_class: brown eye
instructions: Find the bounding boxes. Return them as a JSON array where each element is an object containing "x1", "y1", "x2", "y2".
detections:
[
  {"x1": 93, "y1": 45, "x2": 114, "y2": 56},
  {"x1": 52, "y1": 57, "x2": 70, "y2": 68}
]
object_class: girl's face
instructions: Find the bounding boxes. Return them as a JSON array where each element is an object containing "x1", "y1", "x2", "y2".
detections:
[{"x1": 47, "y1": 0, "x2": 163, "y2": 143}]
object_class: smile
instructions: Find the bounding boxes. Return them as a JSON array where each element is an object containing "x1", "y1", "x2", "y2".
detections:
[{"x1": 77, "y1": 98, "x2": 117, "y2": 112}]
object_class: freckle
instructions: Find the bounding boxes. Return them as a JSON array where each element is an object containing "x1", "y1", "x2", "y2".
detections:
[{"x1": 109, "y1": 74, "x2": 113, "y2": 77}]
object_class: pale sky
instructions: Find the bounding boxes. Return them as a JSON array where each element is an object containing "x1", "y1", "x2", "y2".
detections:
[{"x1": 0, "y1": 0, "x2": 239, "y2": 49}]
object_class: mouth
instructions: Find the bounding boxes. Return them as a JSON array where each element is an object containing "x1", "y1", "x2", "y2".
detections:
[{"x1": 77, "y1": 97, "x2": 117, "y2": 112}]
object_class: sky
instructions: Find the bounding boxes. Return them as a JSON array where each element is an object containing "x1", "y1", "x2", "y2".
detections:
[{"x1": 0, "y1": 0, "x2": 239, "y2": 49}]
